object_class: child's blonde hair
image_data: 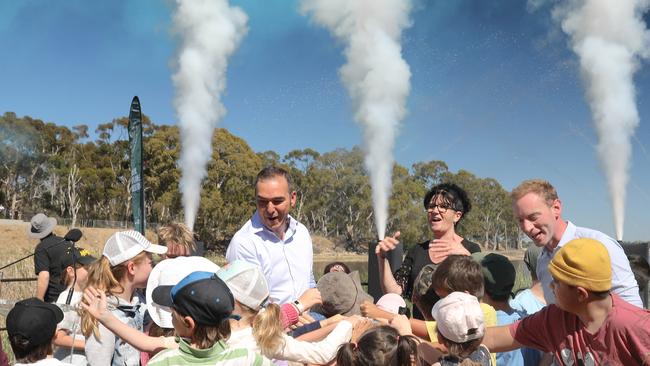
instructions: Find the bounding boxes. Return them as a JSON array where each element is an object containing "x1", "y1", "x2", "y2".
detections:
[
  {"x1": 157, "y1": 223, "x2": 196, "y2": 257},
  {"x1": 80, "y1": 252, "x2": 149, "y2": 338}
]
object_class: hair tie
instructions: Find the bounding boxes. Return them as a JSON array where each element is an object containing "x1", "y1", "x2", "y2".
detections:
[{"x1": 351, "y1": 342, "x2": 358, "y2": 350}]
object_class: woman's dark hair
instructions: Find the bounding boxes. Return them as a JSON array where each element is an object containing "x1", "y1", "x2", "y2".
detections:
[
  {"x1": 423, "y1": 183, "x2": 471, "y2": 223},
  {"x1": 336, "y1": 325, "x2": 420, "y2": 366},
  {"x1": 323, "y1": 261, "x2": 351, "y2": 274}
]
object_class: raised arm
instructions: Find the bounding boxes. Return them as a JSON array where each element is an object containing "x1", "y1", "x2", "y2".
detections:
[
  {"x1": 375, "y1": 232, "x2": 403, "y2": 295},
  {"x1": 81, "y1": 286, "x2": 173, "y2": 353}
]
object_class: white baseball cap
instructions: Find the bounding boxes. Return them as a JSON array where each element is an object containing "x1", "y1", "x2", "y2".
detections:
[
  {"x1": 146, "y1": 256, "x2": 221, "y2": 328},
  {"x1": 431, "y1": 292, "x2": 485, "y2": 343},
  {"x1": 103, "y1": 230, "x2": 167, "y2": 266},
  {"x1": 217, "y1": 260, "x2": 269, "y2": 311}
]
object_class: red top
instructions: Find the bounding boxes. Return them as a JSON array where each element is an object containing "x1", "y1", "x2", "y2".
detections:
[{"x1": 510, "y1": 294, "x2": 650, "y2": 365}]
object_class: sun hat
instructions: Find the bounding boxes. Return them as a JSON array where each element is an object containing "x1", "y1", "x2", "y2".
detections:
[
  {"x1": 146, "y1": 256, "x2": 221, "y2": 328},
  {"x1": 102, "y1": 230, "x2": 167, "y2": 266},
  {"x1": 431, "y1": 291, "x2": 484, "y2": 343},
  {"x1": 27, "y1": 213, "x2": 57, "y2": 239},
  {"x1": 548, "y1": 238, "x2": 612, "y2": 292},
  {"x1": 152, "y1": 271, "x2": 235, "y2": 326},
  {"x1": 316, "y1": 271, "x2": 373, "y2": 317},
  {"x1": 7, "y1": 297, "x2": 64, "y2": 348},
  {"x1": 217, "y1": 260, "x2": 269, "y2": 311}
]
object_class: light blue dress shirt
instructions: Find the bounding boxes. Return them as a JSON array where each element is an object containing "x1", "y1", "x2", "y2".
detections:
[{"x1": 537, "y1": 221, "x2": 642, "y2": 307}]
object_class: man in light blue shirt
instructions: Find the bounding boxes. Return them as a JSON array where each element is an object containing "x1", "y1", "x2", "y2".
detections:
[
  {"x1": 226, "y1": 167, "x2": 316, "y2": 304},
  {"x1": 511, "y1": 179, "x2": 642, "y2": 308}
]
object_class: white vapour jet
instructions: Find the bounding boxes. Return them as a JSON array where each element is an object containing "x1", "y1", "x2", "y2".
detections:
[
  {"x1": 172, "y1": 0, "x2": 248, "y2": 229},
  {"x1": 554, "y1": 0, "x2": 649, "y2": 240},
  {"x1": 301, "y1": 0, "x2": 412, "y2": 239}
]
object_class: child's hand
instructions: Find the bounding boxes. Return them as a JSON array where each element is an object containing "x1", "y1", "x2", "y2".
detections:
[
  {"x1": 389, "y1": 314, "x2": 413, "y2": 336},
  {"x1": 350, "y1": 317, "x2": 375, "y2": 343},
  {"x1": 80, "y1": 286, "x2": 109, "y2": 321},
  {"x1": 360, "y1": 300, "x2": 393, "y2": 320}
]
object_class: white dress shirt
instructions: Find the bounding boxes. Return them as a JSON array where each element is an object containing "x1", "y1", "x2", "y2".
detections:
[
  {"x1": 226, "y1": 211, "x2": 316, "y2": 304},
  {"x1": 537, "y1": 221, "x2": 642, "y2": 307}
]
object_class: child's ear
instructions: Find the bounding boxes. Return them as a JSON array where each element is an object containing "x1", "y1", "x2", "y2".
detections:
[
  {"x1": 126, "y1": 261, "x2": 136, "y2": 275},
  {"x1": 184, "y1": 316, "x2": 196, "y2": 333},
  {"x1": 576, "y1": 287, "x2": 589, "y2": 302}
]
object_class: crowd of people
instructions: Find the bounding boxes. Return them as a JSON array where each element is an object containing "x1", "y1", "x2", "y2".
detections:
[{"x1": 2, "y1": 166, "x2": 649, "y2": 365}]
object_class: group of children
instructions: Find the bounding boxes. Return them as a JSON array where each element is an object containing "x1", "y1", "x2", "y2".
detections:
[{"x1": 5, "y1": 226, "x2": 650, "y2": 365}]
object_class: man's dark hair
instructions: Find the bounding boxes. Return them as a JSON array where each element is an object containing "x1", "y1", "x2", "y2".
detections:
[
  {"x1": 423, "y1": 183, "x2": 472, "y2": 224},
  {"x1": 10, "y1": 334, "x2": 50, "y2": 363},
  {"x1": 255, "y1": 166, "x2": 293, "y2": 193}
]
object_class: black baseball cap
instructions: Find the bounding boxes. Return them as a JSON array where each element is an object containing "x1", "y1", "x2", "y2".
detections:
[
  {"x1": 152, "y1": 271, "x2": 235, "y2": 326},
  {"x1": 7, "y1": 298, "x2": 64, "y2": 348},
  {"x1": 61, "y1": 246, "x2": 97, "y2": 268}
]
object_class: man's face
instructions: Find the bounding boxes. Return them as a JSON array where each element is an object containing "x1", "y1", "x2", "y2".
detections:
[
  {"x1": 255, "y1": 176, "x2": 296, "y2": 236},
  {"x1": 513, "y1": 192, "x2": 561, "y2": 247}
]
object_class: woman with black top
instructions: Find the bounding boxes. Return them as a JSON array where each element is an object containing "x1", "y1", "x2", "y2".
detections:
[{"x1": 375, "y1": 183, "x2": 481, "y2": 319}]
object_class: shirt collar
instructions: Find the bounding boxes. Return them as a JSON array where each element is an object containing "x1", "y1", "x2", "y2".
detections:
[
  {"x1": 542, "y1": 220, "x2": 574, "y2": 255},
  {"x1": 251, "y1": 210, "x2": 297, "y2": 240},
  {"x1": 177, "y1": 336, "x2": 227, "y2": 358}
]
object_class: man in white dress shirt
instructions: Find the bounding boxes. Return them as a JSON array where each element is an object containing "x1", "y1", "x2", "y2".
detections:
[
  {"x1": 511, "y1": 179, "x2": 642, "y2": 307},
  {"x1": 226, "y1": 166, "x2": 316, "y2": 304}
]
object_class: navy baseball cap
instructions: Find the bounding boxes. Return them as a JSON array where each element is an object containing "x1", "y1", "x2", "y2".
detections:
[
  {"x1": 61, "y1": 246, "x2": 97, "y2": 268},
  {"x1": 7, "y1": 298, "x2": 64, "y2": 348},
  {"x1": 152, "y1": 271, "x2": 235, "y2": 326}
]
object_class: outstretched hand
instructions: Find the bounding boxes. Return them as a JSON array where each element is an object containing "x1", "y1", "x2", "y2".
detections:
[
  {"x1": 80, "y1": 286, "x2": 109, "y2": 322},
  {"x1": 375, "y1": 231, "x2": 401, "y2": 258}
]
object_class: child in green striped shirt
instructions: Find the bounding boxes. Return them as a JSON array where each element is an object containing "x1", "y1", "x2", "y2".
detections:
[{"x1": 146, "y1": 271, "x2": 271, "y2": 366}]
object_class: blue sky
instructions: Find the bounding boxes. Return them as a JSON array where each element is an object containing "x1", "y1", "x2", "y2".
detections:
[{"x1": 1, "y1": 0, "x2": 649, "y2": 241}]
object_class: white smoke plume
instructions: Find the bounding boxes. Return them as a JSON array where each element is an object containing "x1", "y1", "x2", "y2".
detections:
[
  {"x1": 301, "y1": 0, "x2": 412, "y2": 239},
  {"x1": 553, "y1": 0, "x2": 650, "y2": 240},
  {"x1": 172, "y1": 0, "x2": 248, "y2": 229}
]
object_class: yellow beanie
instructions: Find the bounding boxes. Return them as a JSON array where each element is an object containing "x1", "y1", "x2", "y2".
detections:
[{"x1": 548, "y1": 238, "x2": 612, "y2": 292}]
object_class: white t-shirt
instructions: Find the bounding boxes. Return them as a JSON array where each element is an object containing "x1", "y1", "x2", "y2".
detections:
[{"x1": 16, "y1": 357, "x2": 74, "y2": 366}]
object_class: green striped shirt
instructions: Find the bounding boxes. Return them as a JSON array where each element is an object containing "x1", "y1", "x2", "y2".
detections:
[{"x1": 148, "y1": 337, "x2": 271, "y2": 366}]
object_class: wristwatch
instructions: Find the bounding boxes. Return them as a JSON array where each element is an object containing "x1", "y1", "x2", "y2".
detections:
[{"x1": 293, "y1": 300, "x2": 305, "y2": 314}]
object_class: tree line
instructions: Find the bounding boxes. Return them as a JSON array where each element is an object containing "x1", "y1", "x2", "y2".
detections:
[{"x1": 0, "y1": 112, "x2": 526, "y2": 253}]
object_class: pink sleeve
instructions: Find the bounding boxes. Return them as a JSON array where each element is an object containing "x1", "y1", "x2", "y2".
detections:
[
  {"x1": 281, "y1": 303, "x2": 300, "y2": 329},
  {"x1": 0, "y1": 341, "x2": 8, "y2": 366}
]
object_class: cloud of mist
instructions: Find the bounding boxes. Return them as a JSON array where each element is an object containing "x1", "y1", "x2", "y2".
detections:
[
  {"x1": 172, "y1": 0, "x2": 248, "y2": 229},
  {"x1": 553, "y1": 0, "x2": 650, "y2": 240},
  {"x1": 301, "y1": 0, "x2": 412, "y2": 239}
]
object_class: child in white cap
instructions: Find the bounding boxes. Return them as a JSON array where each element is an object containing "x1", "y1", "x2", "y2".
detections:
[
  {"x1": 80, "y1": 230, "x2": 167, "y2": 366},
  {"x1": 431, "y1": 291, "x2": 491, "y2": 366}
]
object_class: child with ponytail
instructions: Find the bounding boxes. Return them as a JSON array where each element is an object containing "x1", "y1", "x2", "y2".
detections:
[
  {"x1": 336, "y1": 314, "x2": 420, "y2": 366},
  {"x1": 82, "y1": 259, "x2": 352, "y2": 365},
  {"x1": 80, "y1": 231, "x2": 167, "y2": 366}
]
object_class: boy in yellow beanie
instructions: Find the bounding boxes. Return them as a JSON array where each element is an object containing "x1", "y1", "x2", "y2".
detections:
[{"x1": 483, "y1": 238, "x2": 650, "y2": 365}]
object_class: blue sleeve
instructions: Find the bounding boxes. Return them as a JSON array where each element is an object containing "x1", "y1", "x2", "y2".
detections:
[{"x1": 290, "y1": 320, "x2": 322, "y2": 338}]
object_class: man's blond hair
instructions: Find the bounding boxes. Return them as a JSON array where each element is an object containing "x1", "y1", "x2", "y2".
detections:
[{"x1": 511, "y1": 179, "x2": 558, "y2": 205}]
